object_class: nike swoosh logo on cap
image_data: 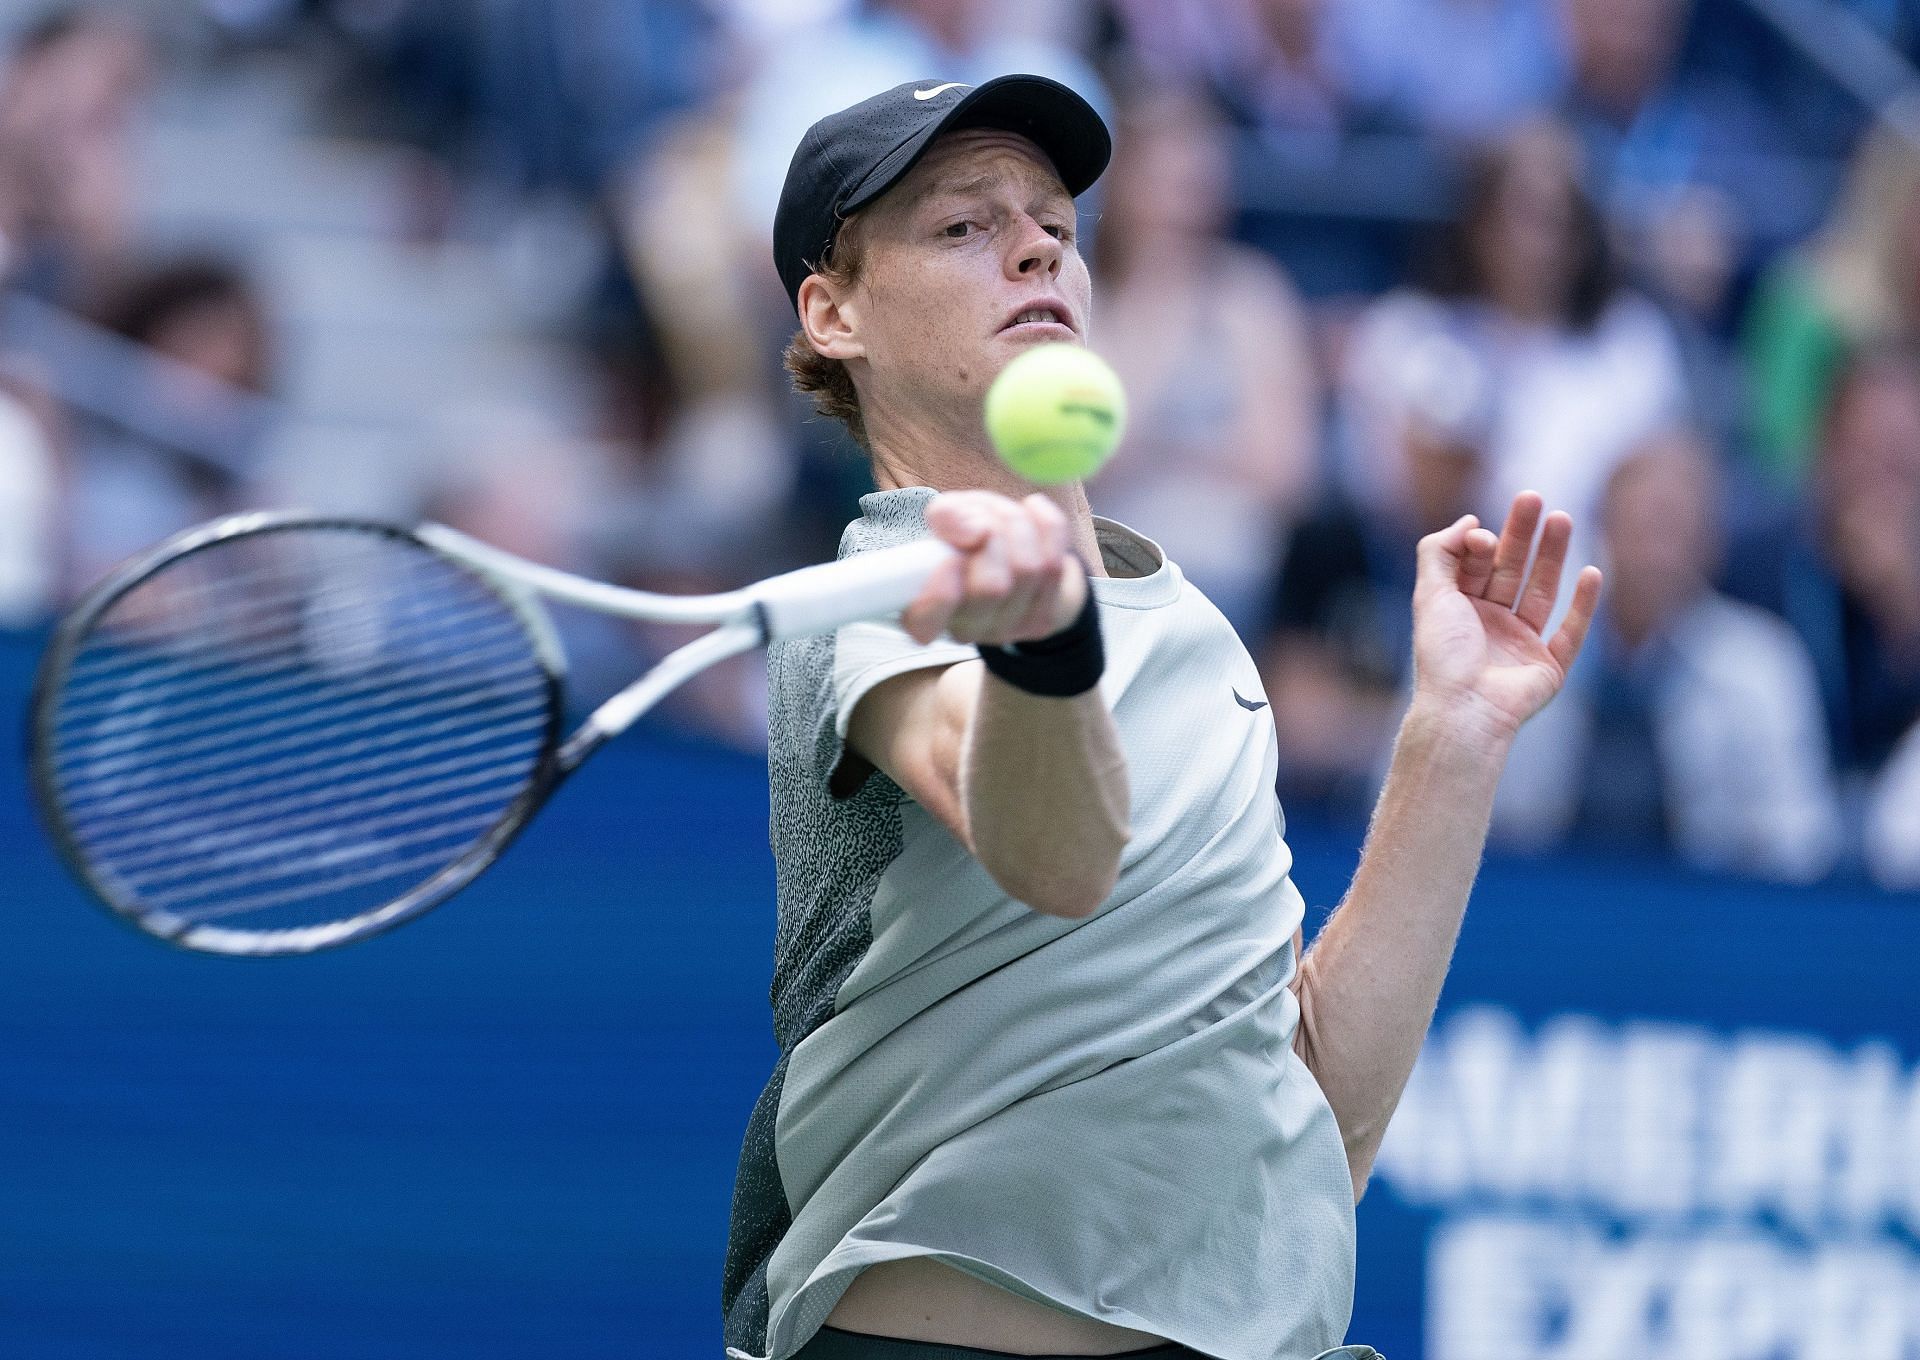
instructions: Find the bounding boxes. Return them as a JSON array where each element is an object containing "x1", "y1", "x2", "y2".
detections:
[
  {"x1": 914, "y1": 82, "x2": 970, "y2": 100},
  {"x1": 1233, "y1": 689, "x2": 1269, "y2": 712}
]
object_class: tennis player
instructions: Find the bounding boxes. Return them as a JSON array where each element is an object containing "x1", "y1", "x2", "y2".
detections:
[{"x1": 723, "y1": 76, "x2": 1601, "y2": 1360}]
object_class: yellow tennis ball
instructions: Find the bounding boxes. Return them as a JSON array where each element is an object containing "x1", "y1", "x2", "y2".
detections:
[{"x1": 984, "y1": 343, "x2": 1127, "y2": 485}]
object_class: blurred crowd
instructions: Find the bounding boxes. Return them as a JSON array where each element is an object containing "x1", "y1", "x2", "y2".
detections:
[{"x1": 1, "y1": 0, "x2": 1919, "y2": 889}]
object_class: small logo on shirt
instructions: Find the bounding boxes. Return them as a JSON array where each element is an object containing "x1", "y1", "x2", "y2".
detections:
[
  {"x1": 1233, "y1": 689, "x2": 1268, "y2": 712},
  {"x1": 914, "y1": 83, "x2": 969, "y2": 100}
]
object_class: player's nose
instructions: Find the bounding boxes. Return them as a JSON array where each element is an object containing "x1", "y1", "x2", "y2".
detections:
[{"x1": 1008, "y1": 216, "x2": 1063, "y2": 281}]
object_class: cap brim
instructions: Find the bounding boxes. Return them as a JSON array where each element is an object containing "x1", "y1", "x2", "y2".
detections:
[{"x1": 842, "y1": 74, "x2": 1111, "y2": 216}]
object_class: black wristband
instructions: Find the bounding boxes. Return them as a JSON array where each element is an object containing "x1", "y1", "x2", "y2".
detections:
[{"x1": 975, "y1": 583, "x2": 1105, "y2": 697}]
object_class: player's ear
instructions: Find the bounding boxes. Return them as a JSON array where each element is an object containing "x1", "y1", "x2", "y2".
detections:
[{"x1": 798, "y1": 273, "x2": 864, "y2": 362}]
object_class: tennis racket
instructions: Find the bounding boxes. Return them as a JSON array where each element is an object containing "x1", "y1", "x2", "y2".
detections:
[{"x1": 29, "y1": 511, "x2": 953, "y2": 957}]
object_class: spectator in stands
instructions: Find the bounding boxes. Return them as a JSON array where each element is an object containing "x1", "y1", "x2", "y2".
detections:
[
  {"x1": 611, "y1": 99, "x2": 815, "y2": 577},
  {"x1": 1181, "y1": 0, "x2": 1355, "y2": 149},
  {"x1": 1560, "y1": 0, "x2": 1688, "y2": 168},
  {"x1": 1260, "y1": 291, "x2": 1491, "y2": 811},
  {"x1": 65, "y1": 257, "x2": 273, "y2": 587},
  {"x1": 0, "y1": 7, "x2": 149, "y2": 303},
  {"x1": 1634, "y1": 182, "x2": 1751, "y2": 465},
  {"x1": 324, "y1": 0, "x2": 714, "y2": 199},
  {"x1": 1112, "y1": 0, "x2": 1562, "y2": 144},
  {"x1": 1558, "y1": 0, "x2": 1785, "y2": 233},
  {"x1": 1332, "y1": 0, "x2": 1563, "y2": 142},
  {"x1": 96, "y1": 258, "x2": 273, "y2": 397},
  {"x1": 1102, "y1": 0, "x2": 1408, "y2": 295},
  {"x1": 1496, "y1": 430, "x2": 1842, "y2": 882},
  {"x1": 1087, "y1": 85, "x2": 1320, "y2": 634},
  {"x1": 473, "y1": 0, "x2": 716, "y2": 196},
  {"x1": 1726, "y1": 349, "x2": 1920, "y2": 812},
  {"x1": 1099, "y1": 0, "x2": 1263, "y2": 93},
  {"x1": 1743, "y1": 121, "x2": 1920, "y2": 489},
  {"x1": 1418, "y1": 120, "x2": 1687, "y2": 602}
]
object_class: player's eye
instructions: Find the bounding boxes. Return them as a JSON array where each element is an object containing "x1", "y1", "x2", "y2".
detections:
[
  {"x1": 942, "y1": 221, "x2": 974, "y2": 239},
  {"x1": 1042, "y1": 222, "x2": 1071, "y2": 241}
]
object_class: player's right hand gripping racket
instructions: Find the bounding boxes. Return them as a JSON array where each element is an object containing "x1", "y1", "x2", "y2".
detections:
[{"x1": 29, "y1": 513, "x2": 954, "y2": 957}]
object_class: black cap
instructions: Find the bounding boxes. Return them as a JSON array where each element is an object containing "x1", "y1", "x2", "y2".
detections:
[{"x1": 773, "y1": 74, "x2": 1111, "y2": 313}]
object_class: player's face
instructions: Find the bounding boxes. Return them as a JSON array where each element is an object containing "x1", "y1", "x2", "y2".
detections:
[{"x1": 840, "y1": 129, "x2": 1092, "y2": 431}]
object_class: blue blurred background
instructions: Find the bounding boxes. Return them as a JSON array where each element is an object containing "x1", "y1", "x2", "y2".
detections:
[{"x1": 2, "y1": 0, "x2": 1919, "y2": 1356}]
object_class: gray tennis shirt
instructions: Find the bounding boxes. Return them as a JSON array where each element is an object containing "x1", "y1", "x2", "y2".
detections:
[{"x1": 723, "y1": 487, "x2": 1356, "y2": 1360}]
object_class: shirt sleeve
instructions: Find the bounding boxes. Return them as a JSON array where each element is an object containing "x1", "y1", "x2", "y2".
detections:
[{"x1": 825, "y1": 618, "x2": 976, "y2": 799}]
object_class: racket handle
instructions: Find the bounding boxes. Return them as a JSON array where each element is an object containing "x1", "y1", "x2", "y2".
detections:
[{"x1": 753, "y1": 538, "x2": 956, "y2": 639}]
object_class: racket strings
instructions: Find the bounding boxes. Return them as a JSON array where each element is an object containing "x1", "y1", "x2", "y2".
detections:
[
  {"x1": 92, "y1": 773, "x2": 536, "y2": 880},
  {"x1": 60, "y1": 724, "x2": 545, "y2": 827},
  {"x1": 56, "y1": 538, "x2": 534, "y2": 782},
  {"x1": 45, "y1": 526, "x2": 556, "y2": 933},
  {"x1": 135, "y1": 808, "x2": 508, "y2": 908},
  {"x1": 71, "y1": 741, "x2": 542, "y2": 857},
  {"x1": 156, "y1": 838, "x2": 509, "y2": 926},
  {"x1": 49, "y1": 611, "x2": 531, "y2": 753},
  {"x1": 53, "y1": 589, "x2": 527, "y2": 721},
  {"x1": 52, "y1": 553, "x2": 448, "y2": 655},
  {"x1": 58, "y1": 672, "x2": 545, "y2": 788}
]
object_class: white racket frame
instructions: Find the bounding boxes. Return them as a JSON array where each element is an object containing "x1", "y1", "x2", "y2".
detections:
[{"x1": 33, "y1": 512, "x2": 956, "y2": 957}]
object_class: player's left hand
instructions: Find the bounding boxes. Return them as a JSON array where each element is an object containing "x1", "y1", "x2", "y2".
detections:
[{"x1": 1409, "y1": 490, "x2": 1602, "y2": 745}]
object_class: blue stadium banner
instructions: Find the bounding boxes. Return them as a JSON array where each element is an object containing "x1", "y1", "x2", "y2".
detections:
[{"x1": 1320, "y1": 845, "x2": 1920, "y2": 1359}]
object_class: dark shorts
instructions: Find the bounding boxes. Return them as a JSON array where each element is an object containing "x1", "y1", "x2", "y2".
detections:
[{"x1": 792, "y1": 1327, "x2": 1205, "y2": 1360}]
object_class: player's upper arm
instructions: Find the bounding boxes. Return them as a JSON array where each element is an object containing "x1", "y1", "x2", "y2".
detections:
[{"x1": 844, "y1": 660, "x2": 983, "y2": 848}]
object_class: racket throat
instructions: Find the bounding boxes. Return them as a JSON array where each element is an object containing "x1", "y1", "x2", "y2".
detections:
[
  {"x1": 555, "y1": 718, "x2": 615, "y2": 775},
  {"x1": 562, "y1": 621, "x2": 761, "y2": 772}
]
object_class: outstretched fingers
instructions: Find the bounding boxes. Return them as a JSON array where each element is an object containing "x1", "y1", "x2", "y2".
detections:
[
  {"x1": 1484, "y1": 492, "x2": 1543, "y2": 607},
  {"x1": 1515, "y1": 511, "x2": 1573, "y2": 633},
  {"x1": 1547, "y1": 565, "x2": 1604, "y2": 674}
]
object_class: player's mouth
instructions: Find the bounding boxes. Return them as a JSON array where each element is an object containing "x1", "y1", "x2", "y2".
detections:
[{"x1": 999, "y1": 299, "x2": 1077, "y2": 338}]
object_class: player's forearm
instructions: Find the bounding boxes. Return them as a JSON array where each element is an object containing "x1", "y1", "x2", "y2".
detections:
[
  {"x1": 1293, "y1": 698, "x2": 1508, "y2": 1196},
  {"x1": 962, "y1": 675, "x2": 1129, "y2": 918}
]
